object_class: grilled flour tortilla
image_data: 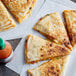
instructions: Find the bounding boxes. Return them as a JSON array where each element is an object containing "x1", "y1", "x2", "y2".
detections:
[
  {"x1": 0, "y1": 1, "x2": 16, "y2": 31},
  {"x1": 25, "y1": 35, "x2": 71, "y2": 64},
  {"x1": 28, "y1": 56, "x2": 69, "y2": 76},
  {"x1": 63, "y1": 10, "x2": 76, "y2": 48},
  {"x1": 33, "y1": 12, "x2": 72, "y2": 50},
  {"x1": 2, "y1": 0, "x2": 36, "y2": 23}
]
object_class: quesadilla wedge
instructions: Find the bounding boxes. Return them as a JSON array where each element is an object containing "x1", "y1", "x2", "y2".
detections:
[
  {"x1": 0, "y1": 1, "x2": 16, "y2": 31},
  {"x1": 25, "y1": 35, "x2": 71, "y2": 64},
  {"x1": 33, "y1": 12, "x2": 72, "y2": 50},
  {"x1": 28, "y1": 56, "x2": 69, "y2": 76},
  {"x1": 63, "y1": 10, "x2": 76, "y2": 48},
  {"x1": 2, "y1": 0, "x2": 36, "y2": 23}
]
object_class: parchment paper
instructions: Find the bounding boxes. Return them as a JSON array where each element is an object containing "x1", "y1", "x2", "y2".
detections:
[{"x1": 20, "y1": 1, "x2": 76, "y2": 76}]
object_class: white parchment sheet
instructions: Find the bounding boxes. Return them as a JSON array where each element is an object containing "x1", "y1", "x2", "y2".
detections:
[
  {"x1": 20, "y1": 0, "x2": 76, "y2": 76},
  {"x1": 2, "y1": 0, "x2": 76, "y2": 76},
  {"x1": 51, "y1": 0, "x2": 76, "y2": 9}
]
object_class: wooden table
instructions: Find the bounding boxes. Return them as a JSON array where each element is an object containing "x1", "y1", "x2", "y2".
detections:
[{"x1": 0, "y1": 64, "x2": 19, "y2": 76}]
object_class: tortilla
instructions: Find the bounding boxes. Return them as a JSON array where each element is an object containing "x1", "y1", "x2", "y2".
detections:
[
  {"x1": 63, "y1": 10, "x2": 76, "y2": 48},
  {"x1": 0, "y1": 1, "x2": 16, "y2": 31},
  {"x1": 33, "y1": 12, "x2": 72, "y2": 50},
  {"x1": 2, "y1": 0, "x2": 36, "y2": 23},
  {"x1": 28, "y1": 56, "x2": 69, "y2": 76},
  {"x1": 25, "y1": 35, "x2": 71, "y2": 64}
]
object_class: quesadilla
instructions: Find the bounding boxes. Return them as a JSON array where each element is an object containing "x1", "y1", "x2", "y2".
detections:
[
  {"x1": 33, "y1": 12, "x2": 72, "y2": 50},
  {"x1": 0, "y1": 1, "x2": 16, "y2": 31},
  {"x1": 63, "y1": 10, "x2": 76, "y2": 48},
  {"x1": 28, "y1": 56, "x2": 69, "y2": 76},
  {"x1": 2, "y1": 0, "x2": 36, "y2": 23},
  {"x1": 25, "y1": 35, "x2": 71, "y2": 64}
]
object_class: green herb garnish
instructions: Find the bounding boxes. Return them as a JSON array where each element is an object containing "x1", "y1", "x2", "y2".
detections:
[
  {"x1": 46, "y1": 14, "x2": 50, "y2": 16},
  {"x1": 56, "y1": 57, "x2": 60, "y2": 59}
]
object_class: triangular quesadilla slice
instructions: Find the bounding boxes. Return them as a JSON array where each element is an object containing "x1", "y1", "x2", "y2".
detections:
[
  {"x1": 63, "y1": 10, "x2": 76, "y2": 48},
  {"x1": 2, "y1": 0, "x2": 36, "y2": 23},
  {"x1": 25, "y1": 35, "x2": 71, "y2": 64},
  {"x1": 28, "y1": 56, "x2": 69, "y2": 76},
  {"x1": 33, "y1": 12, "x2": 72, "y2": 50},
  {"x1": 0, "y1": 1, "x2": 16, "y2": 31}
]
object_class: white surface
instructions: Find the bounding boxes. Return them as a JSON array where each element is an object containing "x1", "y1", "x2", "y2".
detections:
[
  {"x1": 2, "y1": 0, "x2": 76, "y2": 76},
  {"x1": 66, "y1": 48, "x2": 76, "y2": 76},
  {"x1": 51, "y1": 0, "x2": 76, "y2": 9}
]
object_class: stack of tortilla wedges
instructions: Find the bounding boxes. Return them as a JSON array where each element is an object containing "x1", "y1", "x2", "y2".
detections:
[
  {"x1": 25, "y1": 10, "x2": 76, "y2": 76},
  {"x1": 0, "y1": 0, "x2": 36, "y2": 31}
]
